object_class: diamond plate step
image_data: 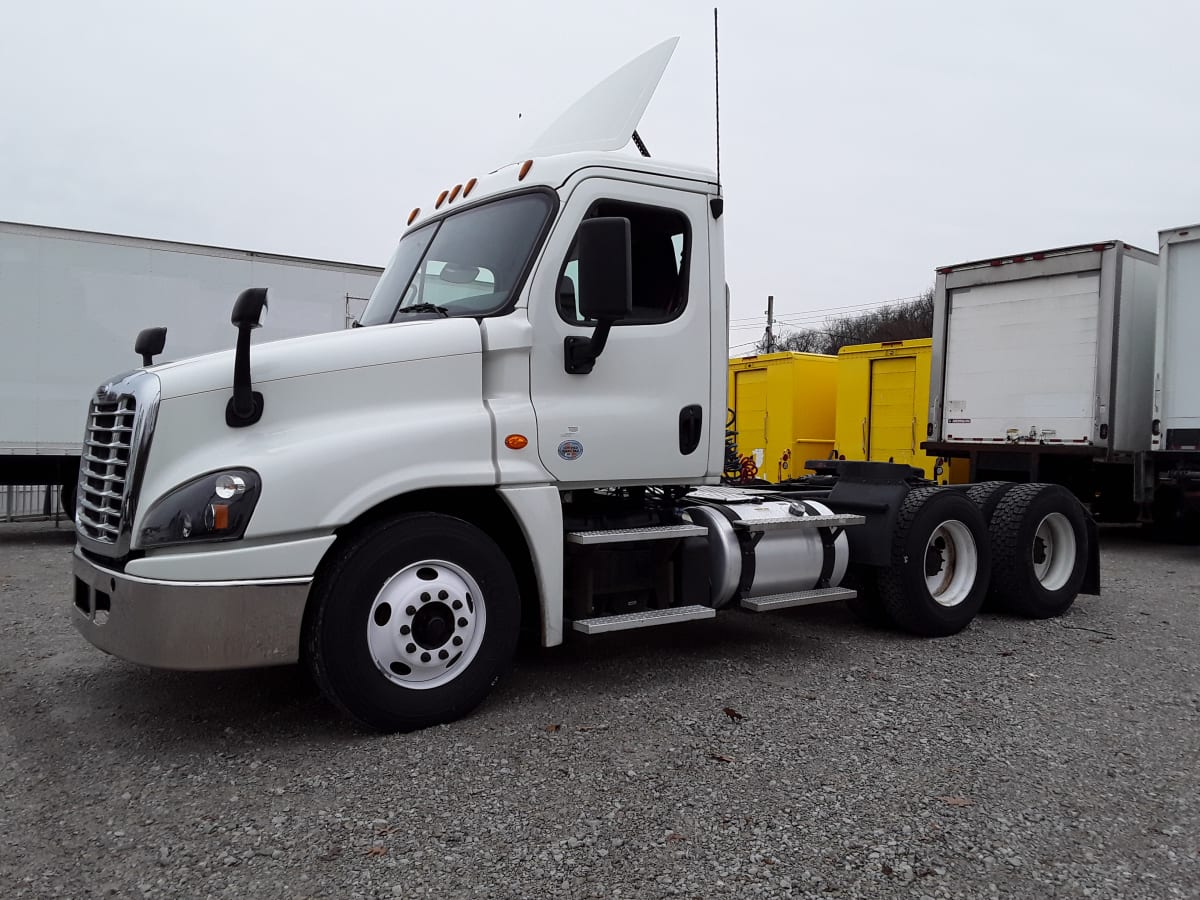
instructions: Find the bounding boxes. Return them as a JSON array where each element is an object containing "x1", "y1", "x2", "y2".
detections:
[
  {"x1": 740, "y1": 587, "x2": 858, "y2": 612},
  {"x1": 732, "y1": 514, "x2": 865, "y2": 533},
  {"x1": 571, "y1": 604, "x2": 716, "y2": 634},
  {"x1": 566, "y1": 524, "x2": 707, "y2": 545}
]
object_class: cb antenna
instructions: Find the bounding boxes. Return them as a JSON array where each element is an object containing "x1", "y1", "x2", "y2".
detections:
[{"x1": 714, "y1": 7, "x2": 722, "y2": 193}]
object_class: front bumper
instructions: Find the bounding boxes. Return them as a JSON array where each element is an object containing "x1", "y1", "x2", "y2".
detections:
[{"x1": 71, "y1": 548, "x2": 310, "y2": 670}]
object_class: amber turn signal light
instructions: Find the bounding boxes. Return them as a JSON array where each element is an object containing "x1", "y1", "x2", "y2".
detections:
[{"x1": 504, "y1": 434, "x2": 529, "y2": 450}]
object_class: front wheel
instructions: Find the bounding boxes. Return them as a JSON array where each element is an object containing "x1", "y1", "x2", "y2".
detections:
[{"x1": 305, "y1": 512, "x2": 521, "y2": 732}]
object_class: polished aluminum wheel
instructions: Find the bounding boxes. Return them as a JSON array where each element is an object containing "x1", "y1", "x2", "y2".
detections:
[{"x1": 367, "y1": 560, "x2": 485, "y2": 690}]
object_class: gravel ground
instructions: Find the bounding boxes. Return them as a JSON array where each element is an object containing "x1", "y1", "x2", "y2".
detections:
[{"x1": 0, "y1": 521, "x2": 1197, "y2": 899}]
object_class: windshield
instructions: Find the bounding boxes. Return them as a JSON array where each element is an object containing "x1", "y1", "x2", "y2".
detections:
[{"x1": 359, "y1": 191, "x2": 555, "y2": 326}]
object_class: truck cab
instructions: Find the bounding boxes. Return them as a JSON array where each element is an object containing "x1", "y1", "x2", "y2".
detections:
[{"x1": 70, "y1": 39, "x2": 1098, "y2": 732}]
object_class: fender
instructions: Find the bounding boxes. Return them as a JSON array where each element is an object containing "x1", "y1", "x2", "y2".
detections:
[{"x1": 498, "y1": 484, "x2": 564, "y2": 646}]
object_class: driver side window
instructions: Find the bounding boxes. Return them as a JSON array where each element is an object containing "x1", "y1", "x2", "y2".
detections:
[{"x1": 558, "y1": 200, "x2": 689, "y2": 326}]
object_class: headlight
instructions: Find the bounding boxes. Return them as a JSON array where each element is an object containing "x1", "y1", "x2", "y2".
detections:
[{"x1": 138, "y1": 469, "x2": 261, "y2": 549}]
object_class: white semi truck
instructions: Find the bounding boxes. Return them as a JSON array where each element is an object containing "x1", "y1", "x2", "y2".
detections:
[
  {"x1": 0, "y1": 221, "x2": 382, "y2": 509},
  {"x1": 69, "y1": 40, "x2": 1098, "y2": 732}
]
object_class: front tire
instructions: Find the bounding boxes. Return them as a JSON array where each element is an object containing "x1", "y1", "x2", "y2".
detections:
[
  {"x1": 878, "y1": 487, "x2": 990, "y2": 636},
  {"x1": 305, "y1": 513, "x2": 521, "y2": 732}
]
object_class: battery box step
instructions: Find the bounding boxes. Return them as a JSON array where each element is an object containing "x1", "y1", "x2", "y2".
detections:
[
  {"x1": 571, "y1": 604, "x2": 715, "y2": 634},
  {"x1": 566, "y1": 524, "x2": 707, "y2": 545},
  {"x1": 732, "y1": 514, "x2": 865, "y2": 533},
  {"x1": 739, "y1": 586, "x2": 858, "y2": 612}
]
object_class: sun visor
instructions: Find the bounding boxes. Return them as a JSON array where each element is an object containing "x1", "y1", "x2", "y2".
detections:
[{"x1": 524, "y1": 37, "x2": 679, "y2": 158}]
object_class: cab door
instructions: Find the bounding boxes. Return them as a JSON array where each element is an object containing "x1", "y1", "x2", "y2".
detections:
[{"x1": 527, "y1": 176, "x2": 712, "y2": 484}]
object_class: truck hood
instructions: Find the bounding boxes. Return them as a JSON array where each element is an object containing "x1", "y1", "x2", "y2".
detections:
[{"x1": 147, "y1": 318, "x2": 482, "y2": 401}]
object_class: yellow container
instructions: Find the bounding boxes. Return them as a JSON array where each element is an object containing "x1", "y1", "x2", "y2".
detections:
[
  {"x1": 727, "y1": 351, "x2": 837, "y2": 481},
  {"x1": 834, "y1": 338, "x2": 966, "y2": 483}
]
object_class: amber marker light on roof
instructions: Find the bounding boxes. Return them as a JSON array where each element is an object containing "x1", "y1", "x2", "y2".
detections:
[
  {"x1": 407, "y1": 208, "x2": 420, "y2": 225},
  {"x1": 463, "y1": 177, "x2": 477, "y2": 197},
  {"x1": 448, "y1": 184, "x2": 463, "y2": 203},
  {"x1": 518, "y1": 159, "x2": 533, "y2": 181},
  {"x1": 504, "y1": 434, "x2": 529, "y2": 450},
  {"x1": 436, "y1": 190, "x2": 449, "y2": 209}
]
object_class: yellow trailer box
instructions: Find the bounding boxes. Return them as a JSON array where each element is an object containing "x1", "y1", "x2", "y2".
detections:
[
  {"x1": 728, "y1": 352, "x2": 837, "y2": 481},
  {"x1": 834, "y1": 339, "x2": 965, "y2": 483}
]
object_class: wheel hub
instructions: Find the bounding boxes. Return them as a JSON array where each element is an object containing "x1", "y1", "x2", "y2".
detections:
[
  {"x1": 1032, "y1": 535, "x2": 1048, "y2": 566},
  {"x1": 1032, "y1": 513, "x2": 1075, "y2": 591},
  {"x1": 925, "y1": 537, "x2": 946, "y2": 577},
  {"x1": 412, "y1": 602, "x2": 454, "y2": 649},
  {"x1": 923, "y1": 520, "x2": 978, "y2": 608},
  {"x1": 367, "y1": 560, "x2": 485, "y2": 690}
]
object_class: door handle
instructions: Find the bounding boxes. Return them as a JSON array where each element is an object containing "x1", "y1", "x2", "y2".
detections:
[{"x1": 679, "y1": 405, "x2": 703, "y2": 455}]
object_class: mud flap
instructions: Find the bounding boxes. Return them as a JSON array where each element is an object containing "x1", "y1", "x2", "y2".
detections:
[{"x1": 1080, "y1": 514, "x2": 1101, "y2": 596}]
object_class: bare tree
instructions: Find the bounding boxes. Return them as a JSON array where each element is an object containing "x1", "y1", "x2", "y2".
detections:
[{"x1": 755, "y1": 287, "x2": 934, "y2": 356}]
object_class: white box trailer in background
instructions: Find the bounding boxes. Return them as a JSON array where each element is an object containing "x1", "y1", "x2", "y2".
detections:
[
  {"x1": 924, "y1": 241, "x2": 1159, "y2": 522},
  {"x1": 1150, "y1": 224, "x2": 1200, "y2": 528},
  {"x1": 0, "y1": 221, "x2": 382, "y2": 508}
]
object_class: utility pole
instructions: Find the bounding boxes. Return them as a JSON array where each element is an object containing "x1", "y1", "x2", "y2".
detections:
[{"x1": 764, "y1": 295, "x2": 775, "y2": 353}]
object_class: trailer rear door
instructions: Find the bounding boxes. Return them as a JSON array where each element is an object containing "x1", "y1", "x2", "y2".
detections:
[
  {"x1": 1162, "y1": 237, "x2": 1200, "y2": 432},
  {"x1": 942, "y1": 271, "x2": 1100, "y2": 443}
]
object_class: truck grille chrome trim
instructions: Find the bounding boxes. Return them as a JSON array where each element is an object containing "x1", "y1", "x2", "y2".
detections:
[{"x1": 75, "y1": 372, "x2": 161, "y2": 558}]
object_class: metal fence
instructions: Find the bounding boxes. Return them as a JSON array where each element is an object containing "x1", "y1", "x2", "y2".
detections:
[{"x1": 2, "y1": 484, "x2": 67, "y2": 522}]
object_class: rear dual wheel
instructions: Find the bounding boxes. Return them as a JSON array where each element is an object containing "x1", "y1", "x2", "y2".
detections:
[
  {"x1": 984, "y1": 483, "x2": 1088, "y2": 618},
  {"x1": 877, "y1": 487, "x2": 990, "y2": 636}
]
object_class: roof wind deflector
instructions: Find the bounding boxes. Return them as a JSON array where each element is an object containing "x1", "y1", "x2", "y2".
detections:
[{"x1": 524, "y1": 37, "x2": 678, "y2": 158}]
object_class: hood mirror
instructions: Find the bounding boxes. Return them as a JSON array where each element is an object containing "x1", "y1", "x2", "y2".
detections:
[
  {"x1": 226, "y1": 288, "x2": 268, "y2": 428},
  {"x1": 135, "y1": 327, "x2": 167, "y2": 367}
]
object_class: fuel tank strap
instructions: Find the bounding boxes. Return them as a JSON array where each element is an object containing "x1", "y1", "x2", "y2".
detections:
[{"x1": 794, "y1": 500, "x2": 840, "y2": 588}]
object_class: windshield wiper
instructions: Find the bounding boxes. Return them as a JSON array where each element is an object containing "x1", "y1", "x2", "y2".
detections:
[{"x1": 395, "y1": 303, "x2": 451, "y2": 318}]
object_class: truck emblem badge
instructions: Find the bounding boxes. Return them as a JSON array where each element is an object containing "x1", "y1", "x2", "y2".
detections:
[{"x1": 557, "y1": 440, "x2": 584, "y2": 460}]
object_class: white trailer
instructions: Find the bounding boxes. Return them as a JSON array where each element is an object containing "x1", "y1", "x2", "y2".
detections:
[
  {"x1": 66, "y1": 40, "x2": 1098, "y2": 732},
  {"x1": 1150, "y1": 225, "x2": 1200, "y2": 529},
  {"x1": 0, "y1": 221, "x2": 381, "y2": 505},
  {"x1": 924, "y1": 242, "x2": 1159, "y2": 521}
]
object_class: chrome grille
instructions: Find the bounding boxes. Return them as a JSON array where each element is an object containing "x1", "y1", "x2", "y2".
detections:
[{"x1": 77, "y1": 396, "x2": 137, "y2": 543}]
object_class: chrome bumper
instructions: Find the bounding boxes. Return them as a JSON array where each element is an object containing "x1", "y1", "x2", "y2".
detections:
[{"x1": 71, "y1": 548, "x2": 310, "y2": 670}]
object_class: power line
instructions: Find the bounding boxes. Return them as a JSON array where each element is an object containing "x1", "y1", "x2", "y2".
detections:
[
  {"x1": 728, "y1": 292, "x2": 928, "y2": 327},
  {"x1": 728, "y1": 339, "x2": 761, "y2": 351}
]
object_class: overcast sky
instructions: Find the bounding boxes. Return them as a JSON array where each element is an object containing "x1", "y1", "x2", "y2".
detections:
[{"x1": 3, "y1": 1, "x2": 1199, "y2": 351}]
